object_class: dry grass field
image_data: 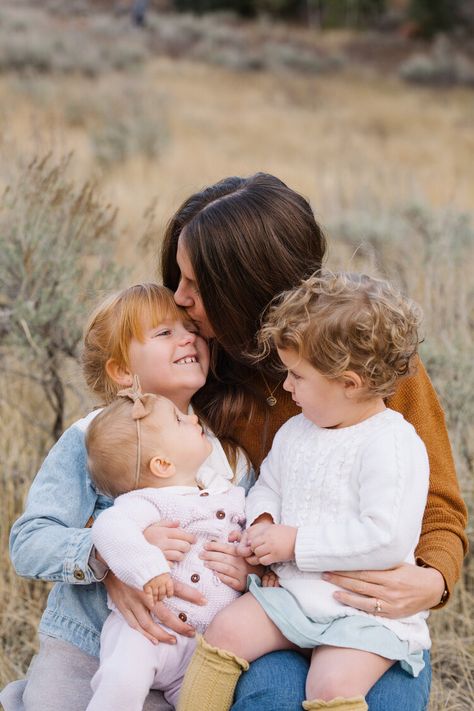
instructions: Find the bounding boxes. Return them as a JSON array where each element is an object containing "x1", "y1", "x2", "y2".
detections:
[{"x1": 1, "y1": 4, "x2": 473, "y2": 709}]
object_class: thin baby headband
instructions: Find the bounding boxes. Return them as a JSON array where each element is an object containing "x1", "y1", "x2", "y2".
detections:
[{"x1": 117, "y1": 375, "x2": 155, "y2": 490}]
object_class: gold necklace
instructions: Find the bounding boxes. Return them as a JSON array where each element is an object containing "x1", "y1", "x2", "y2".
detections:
[{"x1": 261, "y1": 373, "x2": 283, "y2": 407}]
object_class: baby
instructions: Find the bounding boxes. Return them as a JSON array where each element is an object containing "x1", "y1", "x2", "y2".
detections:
[{"x1": 85, "y1": 386, "x2": 246, "y2": 710}]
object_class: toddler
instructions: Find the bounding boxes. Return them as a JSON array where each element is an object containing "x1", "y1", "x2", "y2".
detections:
[
  {"x1": 178, "y1": 271, "x2": 431, "y2": 711},
  {"x1": 85, "y1": 386, "x2": 246, "y2": 711}
]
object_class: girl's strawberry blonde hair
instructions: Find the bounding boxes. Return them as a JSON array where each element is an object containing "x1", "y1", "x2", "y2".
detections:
[
  {"x1": 258, "y1": 271, "x2": 423, "y2": 400},
  {"x1": 82, "y1": 283, "x2": 185, "y2": 404}
]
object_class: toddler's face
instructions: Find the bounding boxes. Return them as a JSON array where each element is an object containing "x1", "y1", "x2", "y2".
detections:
[
  {"x1": 278, "y1": 348, "x2": 349, "y2": 429},
  {"x1": 151, "y1": 397, "x2": 213, "y2": 475},
  {"x1": 127, "y1": 319, "x2": 209, "y2": 406}
]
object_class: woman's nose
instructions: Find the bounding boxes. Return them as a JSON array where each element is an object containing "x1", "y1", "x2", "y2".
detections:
[
  {"x1": 174, "y1": 280, "x2": 194, "y2": 307},
  {"x1": 283, "y1": 375, "x2": 292, "y2": 392}
]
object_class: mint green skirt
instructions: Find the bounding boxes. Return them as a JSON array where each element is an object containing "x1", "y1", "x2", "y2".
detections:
[{"x1": 248, "y1": 575, "x2": 425, "y2": 677}]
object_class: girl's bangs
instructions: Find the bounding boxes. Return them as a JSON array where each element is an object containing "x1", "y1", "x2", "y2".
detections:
[{"x1": 125, "y1": 286, "x2": 183, "y2": 342}]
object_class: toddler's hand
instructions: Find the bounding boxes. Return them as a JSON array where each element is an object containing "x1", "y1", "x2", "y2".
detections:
[
  {"x1": 247, "y1": 523, "x2": 297, "y2": 566},
  {"x1": 262, "y1": 570, "x2": 280, "y2": 588},
  {"x1": 144, "y1": 573, "x2": 174, "y2": 604}
]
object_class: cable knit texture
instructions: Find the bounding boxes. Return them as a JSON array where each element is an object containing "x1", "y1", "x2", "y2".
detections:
[
  {"x1": 92, "y1": 481, "x2": 246, "y2": 633},
  {"x1": 246, "y1": 409, "x2": 431, "y2": 653},
  {"x1": 231, "y1": 359, "x2": 468, "y2": 602}
]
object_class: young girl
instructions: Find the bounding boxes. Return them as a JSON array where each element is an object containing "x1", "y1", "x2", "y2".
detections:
[
  {"x1": 85, "y1": 388, "x2": 246, "y2": 710},
  {"x1": 177, "y1": 271, "x2": 431, "y2": 711},
  {"x1": 2, "y1": 283, "x2": 251, "y2": 711}
]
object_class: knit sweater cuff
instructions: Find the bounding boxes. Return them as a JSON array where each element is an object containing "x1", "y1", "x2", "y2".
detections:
[{"x1": 416, "y1": 542, "x2": 464, "y2": 608}]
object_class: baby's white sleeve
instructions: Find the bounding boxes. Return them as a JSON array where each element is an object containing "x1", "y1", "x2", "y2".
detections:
[{"x1": 92, "y1": 493, "x2": 169, "y2": 588}]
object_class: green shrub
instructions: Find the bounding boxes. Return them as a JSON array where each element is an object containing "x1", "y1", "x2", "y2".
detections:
[{"x1": 0, "y1": 155, "x2": 124, "y2": 439}]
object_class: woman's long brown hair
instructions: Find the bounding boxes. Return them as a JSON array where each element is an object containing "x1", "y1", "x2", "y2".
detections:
[{"x1": 161, "y1": 173, "x2": 327, "y2": 456}]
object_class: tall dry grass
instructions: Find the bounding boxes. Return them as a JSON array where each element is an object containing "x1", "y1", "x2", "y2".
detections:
[{"x1": 0, "y1": 7, "x2": 473, "y2": 708}]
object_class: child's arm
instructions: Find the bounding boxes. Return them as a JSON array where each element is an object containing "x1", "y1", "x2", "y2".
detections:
[
  {"x1": 295, "y1": 425, "x2": 430, "y2": 573},
  {"x1": 92, "y1": 493, "x2": 171, "y2": 591},
  {"x1": 10, "y1": 422, "x2": 102, "y2": 585},
  {"x1": 245, "y1": 427, "x2": 286, "y2": 526}
]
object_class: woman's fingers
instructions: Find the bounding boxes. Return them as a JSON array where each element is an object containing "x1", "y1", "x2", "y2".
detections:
[
  {"x1": 201, "y1": 544, "x2": 238, "y2": 562},
  {"x1": 203, "y1": 558, "x2": 239, "y2": 578},
  {"x1": 212, "y1": 572, "x2": 242, "y2": 591},
  {"x1": 323, "y1": 572, "x2": 385, "y2": 599},
  {"x1": 172, "y1": 579, "x2": 207, "y2": 605},
  {"x1": 152, "y1": 602, "x2": 196, "y2": 637},
  {"x1": 126, "y1": 603, "x2": 178, "y2": 644},
  {"x1": 323, "y1": 564, "x2": 446, "y2": 618}
]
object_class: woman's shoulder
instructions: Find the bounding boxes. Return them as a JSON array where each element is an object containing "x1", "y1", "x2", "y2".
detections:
[{"x1": 72, "y1": 407, "x2": 103, "y2": 433}]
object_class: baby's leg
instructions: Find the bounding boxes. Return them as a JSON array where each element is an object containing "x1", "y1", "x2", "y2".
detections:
[
  {"x1": 304, "y1": 646, "x2": 394, "y2": 710},
  {"x1": 178, "y1": 593, "x2": 296, "y2": 711},
  {"x1": 87, "y1": 612, "x2": 161, "y2": 711}
]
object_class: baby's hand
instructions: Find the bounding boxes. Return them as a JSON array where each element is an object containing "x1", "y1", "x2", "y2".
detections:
[
  {"x1": 144, "y1": 573, "x2": 174, "y2": 604},
  {"x1": 262, "y1": 570, "x2": 280, "y2": 588}
]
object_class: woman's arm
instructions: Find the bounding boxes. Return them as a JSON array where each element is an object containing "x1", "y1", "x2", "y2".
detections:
[
  {"x1": 389, "y1": 359, "x2": 468, "y2": 600},
  {"x1": 10, "y1": 423, "x2": 102, "y2": 585}
]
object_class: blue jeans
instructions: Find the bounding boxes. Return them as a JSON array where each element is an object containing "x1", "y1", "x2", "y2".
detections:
[{"x1": 231, "y1": 650, "x2": 431, "y2": 710}]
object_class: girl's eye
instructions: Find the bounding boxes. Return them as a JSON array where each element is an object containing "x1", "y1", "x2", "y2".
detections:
[
  {"x1": 154, "y1": 328, "x2": 171, "y2": 337},
  {"x1": 175, "y1": 412, "x2": 181, "y2": 423}
]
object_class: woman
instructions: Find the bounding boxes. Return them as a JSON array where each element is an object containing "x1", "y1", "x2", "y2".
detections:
[{"x1": 161, "y1": 172, "x2": 468, "y2": 711}]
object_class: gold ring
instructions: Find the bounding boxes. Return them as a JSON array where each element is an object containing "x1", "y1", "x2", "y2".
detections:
[{"x1": 374, "y1": 599, "x2": 382, "y2": 614}]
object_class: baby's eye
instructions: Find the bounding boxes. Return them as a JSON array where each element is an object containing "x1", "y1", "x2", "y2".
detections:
[{"x1": 154, "y1": 328, "x2": 172, "y2": 337}]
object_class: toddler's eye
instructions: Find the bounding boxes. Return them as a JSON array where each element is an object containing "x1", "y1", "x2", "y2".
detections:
[{"x1": 154, "y1": 328, "x2": 171, "y2": 337}]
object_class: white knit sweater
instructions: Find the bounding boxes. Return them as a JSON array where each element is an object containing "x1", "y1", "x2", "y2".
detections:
[
  {"x1": 92, "y1": 469, "x2": 246, "y2": 633},
  {"x1": 246, "y1": 408, "x2": 431, "y2": 653}
]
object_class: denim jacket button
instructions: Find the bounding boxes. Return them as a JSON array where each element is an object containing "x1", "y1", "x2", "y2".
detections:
[{"x1": 73, "y1": 568, "x2": 85, "y2": 581}]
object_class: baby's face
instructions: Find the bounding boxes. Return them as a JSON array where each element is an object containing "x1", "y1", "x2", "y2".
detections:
[{"x1": 150, "y1": 397, "x2": 212, "y2": 478}]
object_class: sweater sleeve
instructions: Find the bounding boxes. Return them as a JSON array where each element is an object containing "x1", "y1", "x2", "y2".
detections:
[
  {"x1": 295, "y1": 423, "x2": 429, "y2": 572},
  {"x1": 92, "y1": 493, "x2": 169, "y2": 589},
  {"x1": 388, "y1": 359, "x2": 468, "y2": 602},
  {"x1": 245, "y1": 427, "x2": 285, "y2": 525}
]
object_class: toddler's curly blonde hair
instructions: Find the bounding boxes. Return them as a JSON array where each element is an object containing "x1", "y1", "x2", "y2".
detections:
[{"x1": 258, "y1": 271, "x2": 423, "y2": 399}]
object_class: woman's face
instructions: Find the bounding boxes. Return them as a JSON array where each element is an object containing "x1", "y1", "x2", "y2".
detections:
[{"x1": 174, "y1": 237, "x2": 215, "y2": 339}]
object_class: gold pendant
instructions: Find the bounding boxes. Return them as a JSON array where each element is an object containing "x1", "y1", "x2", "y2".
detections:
[{"x1": 266, "y1": 395, "x2": 277, "y2": 406}]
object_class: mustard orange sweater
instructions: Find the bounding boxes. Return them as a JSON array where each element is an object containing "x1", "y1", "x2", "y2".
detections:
[{"x1": 230, "y1": 360, "x2": 468, "y2": 605}]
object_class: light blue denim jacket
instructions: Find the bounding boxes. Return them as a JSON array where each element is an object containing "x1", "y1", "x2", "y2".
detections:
[{"x1": 10, "y1": 410, "x2": 254, "y2": 658}]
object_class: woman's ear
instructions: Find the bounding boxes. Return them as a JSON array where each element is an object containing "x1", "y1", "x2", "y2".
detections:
[
  {"x1": 105, "y1": 358, "x2": 133, "y2": 387},
  {"x1": 342, "y1": 371, "x2": 364, "y2": 398},
  {"x1": 149, "y1": 457, "x2": 176, "y2": 480}
]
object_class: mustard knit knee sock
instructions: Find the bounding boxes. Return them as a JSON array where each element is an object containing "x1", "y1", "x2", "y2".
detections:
[
  {"x1": 177, "y1": 635, "x2": 249, "y2": 711},
  {"x1": 302, "y1": 696, "x2": 368, "y2": 711}
]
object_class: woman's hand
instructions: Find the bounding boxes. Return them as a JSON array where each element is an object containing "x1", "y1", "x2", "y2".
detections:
[
  {"x1": 199, "y1": 539, "x2": 263, "y2": 592},
  {"x1": 104, "y1": 572, "x2": 206, "y2": 644},
  {"x1": 323, "y1": 563, "x2": 446, "y2": 618},
  {"x1": 144, "y1": 519, "x2": 196, "y2": 564}
]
